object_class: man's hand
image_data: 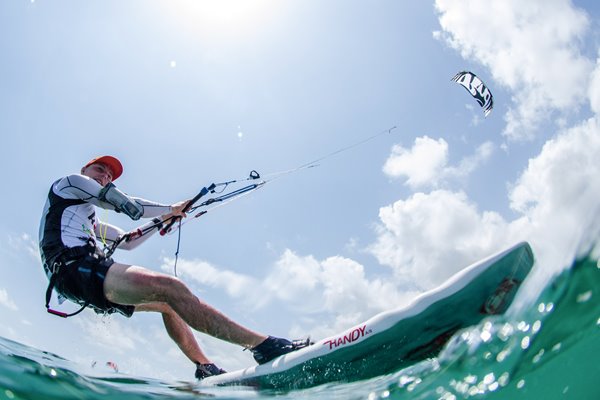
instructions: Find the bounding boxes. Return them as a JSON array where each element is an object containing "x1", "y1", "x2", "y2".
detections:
[
  {"x1": 163, "y1": 199, "x2": 192, "y2": 222},
  {"x1": 158, "y1": 199, "x2": 194, "y2": 236}
]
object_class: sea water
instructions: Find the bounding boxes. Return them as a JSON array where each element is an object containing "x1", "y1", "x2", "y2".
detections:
[{"x1": 1, "y1": 247, "x2": 598, "y2": 400}]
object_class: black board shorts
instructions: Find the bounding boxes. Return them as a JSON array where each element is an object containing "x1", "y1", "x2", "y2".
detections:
[{"x1": 55, "y1": 253, "x2": 135, "y2": 318}]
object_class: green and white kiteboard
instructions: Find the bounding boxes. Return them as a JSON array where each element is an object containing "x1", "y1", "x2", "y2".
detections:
[{"x1": 202, "y1": 242, "x2": 534, "y2": 390}]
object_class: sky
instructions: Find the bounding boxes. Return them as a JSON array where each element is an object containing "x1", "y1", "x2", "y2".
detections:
[{"x1": 1, "y1": 0, "x2": 600, "y2": 381}]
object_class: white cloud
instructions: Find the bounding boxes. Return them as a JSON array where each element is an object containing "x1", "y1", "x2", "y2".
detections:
[
  {"x1": 0, "y1": 288, "x2": 18, "y2": 311},
  {"x1": 371, "y1": 114, "x2": 600, "y2": 295},
  {"x1": 167, "y1": 250, "x2": 416, "y2": 340},
  {"x1": 435, "y1": 0, "x2": 593, "y2": 140},
  {"x1": 263, "y1": 250, "x2": 420, "y2": 338},
  {"x1": 370, "y1": 190, "x2": 513, "y2": 288},
  {"x1": 164, "y1": 258, "x2": 263, "y2": 302},
  {"x1": 509, "y1": 116, "x2": 600, "y2": 263},
  {"x1": 383, "y1": 136, "x2": 494, "y2": 189},
  {"x1": 263, "y1": 250, "x2": 322, "y2": 309},
  {"x1": 7, "y1": 233, "x2": 39, "y2": 261},
  {"x1": 266, "y1": 251, "x2": 410, "y2": 313},
  {"x1": 383, "y1": 136, "x2": 449, "y2": 188}
]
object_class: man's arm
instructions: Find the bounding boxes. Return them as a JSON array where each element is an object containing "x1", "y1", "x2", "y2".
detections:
[
  {"x1": 92, "y1": 198, "x2": 190, "y2": 253},
  {"x1": 56, "y1": 174, "x2": 172, "y2": 219},
  {"x1": 96, "y1": 218, "x2": 165, "y2": 251}
]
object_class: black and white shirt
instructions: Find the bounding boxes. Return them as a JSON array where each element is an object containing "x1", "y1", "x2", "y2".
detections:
[{"x1": 39, "y1": 174, "x2": 171, "y2": 276}]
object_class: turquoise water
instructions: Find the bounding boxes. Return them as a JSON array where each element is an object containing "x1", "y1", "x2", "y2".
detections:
[{"x1": 1, "y1": 248, "x2": 598, "y2": 399}]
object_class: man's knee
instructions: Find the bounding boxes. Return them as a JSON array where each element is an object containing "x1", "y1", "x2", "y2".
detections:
[{"x1": 148, "y1": 273, "x2": 190, "y2": 302}]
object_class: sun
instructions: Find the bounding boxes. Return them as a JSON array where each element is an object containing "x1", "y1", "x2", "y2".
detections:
[{"x1": 163, "y1": 0, "x2": 282, "y2": 37}]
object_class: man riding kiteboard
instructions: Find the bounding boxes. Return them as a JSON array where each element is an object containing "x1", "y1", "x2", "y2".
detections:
[{"x1": 38, "y1": 155, "x2": 308, "y2": 379}]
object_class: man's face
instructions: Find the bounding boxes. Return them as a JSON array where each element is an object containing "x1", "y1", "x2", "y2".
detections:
[{"x1": 82, "y1": 162, "x2": 114, "y2": 187}]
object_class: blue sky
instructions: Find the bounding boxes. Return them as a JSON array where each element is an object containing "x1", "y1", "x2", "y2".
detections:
[{"x1": 1, "y1": 0, "x2": 599, "y2": 381}]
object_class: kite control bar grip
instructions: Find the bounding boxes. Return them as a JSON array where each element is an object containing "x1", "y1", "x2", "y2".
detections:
[
  {"x1": 47, "y1": 309, "x2": 69, "y2": 318},
  {"x1": 160, "y1": 184, "x2": 214, "y2": 236}
]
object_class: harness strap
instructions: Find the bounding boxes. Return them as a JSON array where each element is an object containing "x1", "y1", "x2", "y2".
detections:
[
  {"x1": 45, "y1": 262, "x2": 89, "y2": 318},
  {"x1": 44, "y1": 245, "x2": 95, "y2": 318}
]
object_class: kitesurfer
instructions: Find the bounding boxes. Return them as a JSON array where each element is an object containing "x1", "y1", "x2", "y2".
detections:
[{"x1": 38, "y1": 155, "x2": 309, "y2": 379}]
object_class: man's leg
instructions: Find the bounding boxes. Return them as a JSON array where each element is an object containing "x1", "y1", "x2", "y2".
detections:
[
  {"x1": 104, "y1": 263, "x2": 267, "y2": 349},
  {"x1": 135, "y1": 302, "x2": 212, "y2": 365}
]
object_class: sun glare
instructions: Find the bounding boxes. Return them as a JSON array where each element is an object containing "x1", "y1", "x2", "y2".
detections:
[{"x1": 165, "y1": 0, "x2": 281, "y2": 36}]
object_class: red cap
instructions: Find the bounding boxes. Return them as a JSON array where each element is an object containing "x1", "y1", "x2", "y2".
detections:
[{"x1": 83, "y1": 155, "x2": 123, "y2": 181}]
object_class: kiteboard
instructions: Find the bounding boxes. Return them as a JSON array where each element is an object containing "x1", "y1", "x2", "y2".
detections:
[{"x1": 202, "y1": 241, "x2": 534, "y2": 390}]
